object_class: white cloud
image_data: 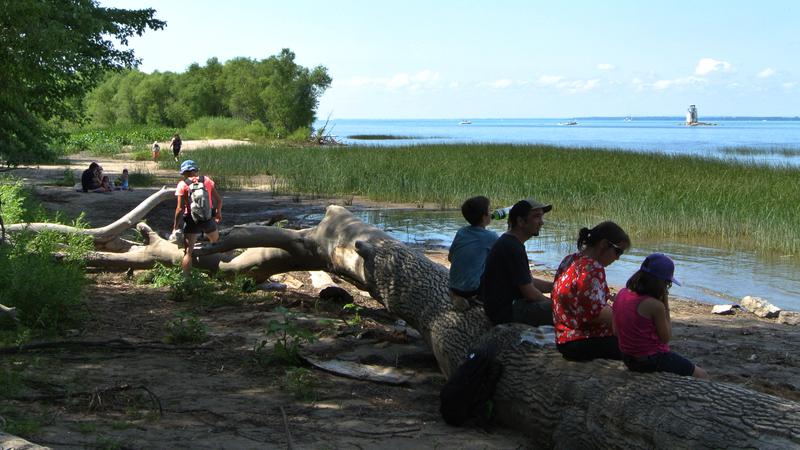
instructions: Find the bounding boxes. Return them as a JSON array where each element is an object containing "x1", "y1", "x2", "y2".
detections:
[
  {"x1": 413, "y1": 70, "x2": 439, "y2": 83},
  {"x1": 596, "y1": 63, "x2": 615, "y2": 71},
  {"x1": 338, "y1": 70, "x2": 441, "y2": 91},
  {"x1": 695, "y1": 58, "x2": 732, "y2": 75},
  {"x1": 757, "y1": 67, "x2": 776, "y2": 78},
  {"x1": 783, "y1": 82, "x2": 797, "y2": 89},
  {"x1": 650, "y1": 76, "x2": 706, "y2": 91},
  {"x1": 386, "y1": 73, "x2": 411, "y2": 89},
  {"x1": 537, "y1": 75, "x2": 564, "y2": 86},
  {"x1": 531, "y1": 75, "x2": 599, "y2": 93},
  {"x1": 488, "y1": 79, "x2": 514, "y2": 89}
]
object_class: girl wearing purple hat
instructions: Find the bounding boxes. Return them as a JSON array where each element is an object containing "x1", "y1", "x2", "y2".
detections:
[{"x1": 612, "y1": 253, "x2": 709, "y2": 378}]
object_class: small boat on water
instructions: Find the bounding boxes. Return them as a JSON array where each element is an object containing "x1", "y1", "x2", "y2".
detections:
[
  {"x1": 459, "y1": 120, "x2": 472, "y2": 125},
  {"x1": 624, "y1": 116, "x2": 632, "y2": 122},
  {"x1": 558, "y1": 121, "x2": 578, "y2": 126}
]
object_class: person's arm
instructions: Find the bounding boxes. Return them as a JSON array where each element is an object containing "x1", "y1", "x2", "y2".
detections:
[
  {"x1": 575, "y1": 266, "x2": 614, "y2": 328},
  {"x1": 532, "y1": 277, "x2": 553, "y2": 294},
  {"x1": 640, "y1": 297, "x2": 671, "y2": 343},
  {"x1": 173, "y1": 194, "x2": 185, "y2": 230},
  {"x1": 518, "y1": 282, "x2": 550, "y2": 303},
  {"x1": 588, "y1": 305, "x2": 614, "y2": 327},
  {"x1": 212, "y1": 188, "x2": 222, "y2": 222}
]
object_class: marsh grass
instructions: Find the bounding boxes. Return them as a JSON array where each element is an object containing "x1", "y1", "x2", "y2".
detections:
[
  {"x1": 720, "y1": 146, "x2": 800, "y2": 157},
  {"x1": 348, "y1": 134, "x2": 418, "y2": 140},
  {"x1": 127, "y1": 169, "x2": 157, "y2": 187},
  {"x1": 175, "y1": 143, "x2": 800, "y2": 253}
]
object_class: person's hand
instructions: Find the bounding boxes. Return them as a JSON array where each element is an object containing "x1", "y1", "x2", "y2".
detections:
[{"x1": 215, "y1": 211, "x2": 222, "y2": 223}]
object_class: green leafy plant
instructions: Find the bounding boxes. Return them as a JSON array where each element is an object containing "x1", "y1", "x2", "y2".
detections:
[
  {"x1": 54, "y1": 168, "x2": 77, "y2": 187},
  {"x1": 164, "y1": 312, "x2": 208, "y2": 344},
  {"x1": 281, "y1": 367, "x2": 316, "y2": 401},
  {"x1": 342, "y1": 303, "x2": 363, "y2": 326},
  {"x1": 255, "y1": 306, "x2": 317, "y2": 366}
]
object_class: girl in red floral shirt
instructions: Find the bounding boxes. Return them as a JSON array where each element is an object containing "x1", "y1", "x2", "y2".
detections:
[{"x1": 552, "y1": 221, "x2": 630, "y2": 361}]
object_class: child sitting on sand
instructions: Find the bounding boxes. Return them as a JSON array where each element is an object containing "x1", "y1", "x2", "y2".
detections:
[
  {"x1": 118, "y1": 168, "x2": 130, "y2": 190},
  {"x1": 612, "y1": 253, "x2": 708, "y2": 378}
]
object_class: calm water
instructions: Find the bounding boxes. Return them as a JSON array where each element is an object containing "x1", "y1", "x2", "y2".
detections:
[
  {"x1": 329, "y1": 209, "x2": 800, "y2": 312},
  {"x1": 319, "y1": 117, "x2": 800, "y2": 166}
]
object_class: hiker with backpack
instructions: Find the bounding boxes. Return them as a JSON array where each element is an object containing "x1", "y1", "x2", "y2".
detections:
[{"x1": 173, "y1": 160, "x2": 222, "y2": 276}]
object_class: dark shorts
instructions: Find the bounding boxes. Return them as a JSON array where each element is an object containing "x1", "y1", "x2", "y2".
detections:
[
  {"x1": 450, "y1": 287, "x2": 479, "y2": 299},
  {"x1": 511, "y1": 299, "x2": 553, "y2": 327},
  {"x1": 173, "y1": 146, "x2": 181, "y2": 157},
  {"x1": 623, "y1": 351, "x2": 695, "y2": 377},
  {"x1": 182, "y1": 212, "x2": 217, "y2": 235},
  {"x1": 557, "y1": 336, "x2": 623, "y2": 361}
]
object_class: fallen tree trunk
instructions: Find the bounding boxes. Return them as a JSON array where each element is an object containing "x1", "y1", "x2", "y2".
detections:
[{"x1": 7, "y1": 199, "x2": 800, "y2": 447}]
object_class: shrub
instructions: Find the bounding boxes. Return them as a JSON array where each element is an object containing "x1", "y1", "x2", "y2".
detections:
[
  {"x1": 287, "y1": 127, "x2": 311, "y2": 143},
  {"x1": 254, "y1": 306, "x2": 317, "y2": 366},
  {"x1": 0, "y1": 179, "x2": 90, "y2": 333},
  {"x1": 54, "y1": 168, "x2": 77, "y2": 187},
  {"x1": 164, "y1": 312, "x2": 208, "y2": 344},
  {"x1": 281, "y1": 367, "x2": 316, "y2": 401}
]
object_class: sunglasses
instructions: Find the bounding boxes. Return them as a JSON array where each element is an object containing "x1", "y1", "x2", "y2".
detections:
[{"x1": 608, "y1": 241, "x2": 625, "y2": 256}]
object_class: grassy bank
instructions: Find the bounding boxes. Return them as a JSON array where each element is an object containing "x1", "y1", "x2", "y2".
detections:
[
  {"x1": 0, "y1": 178, "x2": 92, "y2": 343},
  {"x1": 180, "y1": 143, "x2": 800, "y2": 254}
]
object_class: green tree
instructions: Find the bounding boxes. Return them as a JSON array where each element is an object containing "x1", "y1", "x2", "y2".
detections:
[
  {"x1": 0, "y1": 0, "x2": 165, "y2": 165},
  {"x1": 260, "y1": 49, "x2": 332, "y2": 135}
]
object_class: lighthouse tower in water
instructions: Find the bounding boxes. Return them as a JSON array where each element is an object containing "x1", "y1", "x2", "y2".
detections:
[{"x1": 686, "y1": 105, "x2": 698, "y2": 125}]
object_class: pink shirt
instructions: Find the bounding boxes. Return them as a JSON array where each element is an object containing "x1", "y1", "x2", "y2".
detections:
[
  {"x1": 175, "y1": 176, "x2": 215, "y2": 215},
  {"x1": 612, "y1": 288, "x2": 670, "y2": 357}
]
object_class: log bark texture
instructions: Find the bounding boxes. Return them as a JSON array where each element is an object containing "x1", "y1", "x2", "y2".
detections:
[{"x1": 6, "y1": 198, "x2": 800, "y2": 448}]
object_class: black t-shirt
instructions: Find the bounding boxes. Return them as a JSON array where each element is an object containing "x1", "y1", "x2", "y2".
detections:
[
  {"x1": 480, "y1": 233, "x2": 533, "y2": 324},
  {"x1": 81, "y1": 168, "x2": 99, "y2": 192}
]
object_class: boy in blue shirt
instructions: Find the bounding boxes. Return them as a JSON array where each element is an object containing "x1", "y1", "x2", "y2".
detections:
[{"x1": 448, "y1": 196, "x2": 499, "y2": 302}]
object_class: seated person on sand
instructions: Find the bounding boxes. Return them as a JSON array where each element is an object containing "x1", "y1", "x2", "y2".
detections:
[
  {"x1": 480, "y1": 199, "x2": 554, "y2": 327},
  {"x1": 551, "y1": 221, "x2": 629, "y2": 361},
  {"x1": 116, "y1": 168, "x2": 131, "y2": 190},
  {"x1": 448, "y1": 196, "x2": 498, "y2": 307},
  {"x1": 612, "y1": 253, "x2": 709, "y2": 378},
  {"x1": 81, "y1": 162, "x2": 109, "y2": 193}
]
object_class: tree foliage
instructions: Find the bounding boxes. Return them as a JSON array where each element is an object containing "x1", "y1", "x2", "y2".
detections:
[
  {"x1": 0, "y1": 0, "x2": 165, "y2": 165},
  {"x1": 85, "y1": 49, "x2": 332, "y2": 136}
]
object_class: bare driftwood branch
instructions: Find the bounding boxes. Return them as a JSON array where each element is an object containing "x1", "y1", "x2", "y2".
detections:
[
  {"x1": 0, "y1": 432, "x2": 50, "y2": 449},
  {"x1": 300, "y1": 354, "x2": 410, "y2": 385},
  {"x1": 6, "y1": 187, "x2": 173, "y2": 246},
  {"x1": 0, "y1": 303, "x2": 18, "y2": 322}
]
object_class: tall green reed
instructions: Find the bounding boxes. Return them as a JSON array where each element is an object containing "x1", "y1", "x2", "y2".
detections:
[{"x1": 178, "y1": 143, "x2": 800, "y2": 254}]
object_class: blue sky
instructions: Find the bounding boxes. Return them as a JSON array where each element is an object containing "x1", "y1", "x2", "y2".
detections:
[{"x1": 101, "y1": 0, "x2": 800, "y2": 119}]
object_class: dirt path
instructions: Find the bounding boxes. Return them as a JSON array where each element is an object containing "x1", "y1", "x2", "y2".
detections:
[{"x1": 2, "y1": 142, "x2": 799, "y2": 448}]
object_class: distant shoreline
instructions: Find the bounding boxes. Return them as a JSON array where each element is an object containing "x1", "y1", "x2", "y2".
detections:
[{"x1": 320, "y1": 116, "x2": 800, "y2": 121}]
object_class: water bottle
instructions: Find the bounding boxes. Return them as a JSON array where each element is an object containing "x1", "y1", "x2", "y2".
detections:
[{"x1": 490, "y1": 207, "x2": 512, "y2": 220}]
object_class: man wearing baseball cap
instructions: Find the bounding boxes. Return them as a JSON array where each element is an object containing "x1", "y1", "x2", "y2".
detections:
[
  {"x1": 480, "y1": 198, "x2": 554, "y2": 327},
  {"x1": 173, "y1": 159, "x2": 223, "y2": 276}
]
